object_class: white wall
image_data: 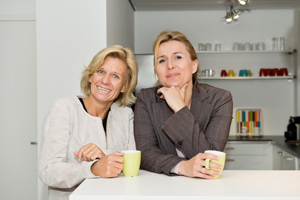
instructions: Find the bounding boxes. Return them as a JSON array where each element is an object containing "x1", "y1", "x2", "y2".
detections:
[
  {"x1": 134, "y1": 10, "x2": 297, "y2": 136},
  {"x1": 135, "y1": 10, "x2": 294, "y2": 53},
  {"x1": 0, "y1": 1, "x2": 37, "y2": 199},
  {"x1": 107, "y1": 0, "x2": 135, "y2": 50}
]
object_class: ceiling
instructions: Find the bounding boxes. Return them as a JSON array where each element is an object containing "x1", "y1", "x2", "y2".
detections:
[{"x1": 129, "y1": 0, "x2": 300, "y2": 11}]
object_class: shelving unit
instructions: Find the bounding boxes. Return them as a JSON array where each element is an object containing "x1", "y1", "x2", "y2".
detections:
[
  {"x1": 196, "y1": 50, "x2": 295, "y2": 54},
  {"x1": 198, "y1": 75, "x2": 295, "y2": 80}
]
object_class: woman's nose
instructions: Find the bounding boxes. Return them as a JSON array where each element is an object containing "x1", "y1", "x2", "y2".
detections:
[
  {"x1": 101, "y1": 74, "x2": 110, "y2": 84},
  {"x1": 167, "y1": 60, "x2": 175, "y2": 69}
]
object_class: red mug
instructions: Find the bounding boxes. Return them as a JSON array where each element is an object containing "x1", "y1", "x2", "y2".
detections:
[
  {"x1": 265, "y1": 68, "x2": 271, "y2": 76},
  {"x1": 259, "y1": 68, "x2": 265, "y2": 76},
  {"x1": 279, "y1": 68, "x2": 288, "y2": 76},
  {"x1": 273, "y1": 68, "x2": 279, "y2": 76},
  {"x1": 221, "y1": 70, "x2": 227, "y2": 77}
]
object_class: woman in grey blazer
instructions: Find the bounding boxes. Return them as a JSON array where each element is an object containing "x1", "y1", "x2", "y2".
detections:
[
  {"x1": 38, "y1": 45, "x2": 138, "y2": 200},
  {"x1": 134, "y1": 31, "x2": 233, "y2": 179}
]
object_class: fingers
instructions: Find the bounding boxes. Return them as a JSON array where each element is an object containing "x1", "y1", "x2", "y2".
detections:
[{"x1": 76, "y1": 143, "x2": 105, "y2": 162}]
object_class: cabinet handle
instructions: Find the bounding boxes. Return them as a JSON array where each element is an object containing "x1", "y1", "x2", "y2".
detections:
[
  {"x1": 30, "y1": 142, "x2": 37, "y2": 145},
  {"x1": 283, "y1": 156, "x2": 294, "y2": 161},
  {"x1": 225, "y1": 147, "x2": 235, "y2": 150},
  {"x1": 226, "y1": 159, "x2": 235, "y2": 162}
]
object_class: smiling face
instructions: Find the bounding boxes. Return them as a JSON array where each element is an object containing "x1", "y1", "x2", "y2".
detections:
[
  {"x1": 89, "y1": 56, "x2": 127, "y2": 105},
  {"x1": 155, "y1": 40, "x2": 198, "y2": 88}
]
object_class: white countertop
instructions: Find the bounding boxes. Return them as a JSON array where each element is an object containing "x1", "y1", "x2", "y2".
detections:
[{"x1": 70, "y1": 170, "x2": 300, "y2": 200}]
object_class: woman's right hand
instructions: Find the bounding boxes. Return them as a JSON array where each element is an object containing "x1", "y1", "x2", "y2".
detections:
[
  {"x1": 178, "y1": 152, "x2": 223, "y2": 179},
  {"x1": 74, "y1": 143, "x2": 105, "y2": 162},
  {"x1": 91, "y1": 152, "x2": 124, "y2": 178}
]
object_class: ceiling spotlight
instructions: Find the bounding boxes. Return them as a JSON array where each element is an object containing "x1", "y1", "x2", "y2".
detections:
[
  {"x1": 238, "y1": 0, "x2": 249, "y2": 5},
  {"x1": 232, "y1": 9, "x2": 239, "y2": 19},
  {"x1": 225, "y1": 12, "x2": 233, "y2": 22}
]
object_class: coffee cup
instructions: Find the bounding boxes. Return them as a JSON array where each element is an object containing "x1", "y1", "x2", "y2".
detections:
[
  {"x1": 233, "y1": 42, "x2": 240, "y2": 51},
  {"x1": 247, "y1": 70, "x2": 253, "y2": 77},
  {"x1": 204, "y1": 150, "x2": 226, "y2": 179},
  {"x1": 228, "y1": 70, "x2": 236, "y2": 77},
  {"x1": 121, "y1": 150, "x2": 141, "y2": 177},
  {"x1": 259, "y1": 68, "x2": 265, "y2": 77},
  {"x1": 244, "y1": 43, "x2": 251, "y2": 51},
  {"x1": 220, "y1": 70, "x2": 227, "y2": 77},
  {"x1": 214, "y1": 44, "x2": 221, "y2": 51},
  {"x1": 279, "y1": 68, "x2": 288, "y2": 76},
  {"x1": 273, "y1": 68, "x2": 279, "y2": 76},
  {"x1": 239, "y1": 69, "x2": 248, "y2": 77}
]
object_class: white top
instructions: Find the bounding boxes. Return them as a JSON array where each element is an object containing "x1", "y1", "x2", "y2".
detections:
[
  {"x1": 38, "y1": 97, "x2": 136, "y2": 200},
  {"x1": 70, "y1": 170, "x2": 300, "y2": 200}
]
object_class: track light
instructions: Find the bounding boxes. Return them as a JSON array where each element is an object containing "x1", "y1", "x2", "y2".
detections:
[
  {"x1": 225, "y1": 12, "x2": 233, "y2": 22},
  {"x1": 232, "y1": 9, "x2": 239, "y2": 19},
  {"x1": 238, "y1": 0, "x2": 249, "y2": 5}
]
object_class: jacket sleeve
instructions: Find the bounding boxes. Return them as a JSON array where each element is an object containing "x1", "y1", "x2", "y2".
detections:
[
  {"x1": 162, "y1": 90, "x2": 233, "y2": 159},
  {"x1": 127, "y1": 108, "x2": 136, "y2": 150},
  {"x1": 38, "y1": 99, "x2": 97, "y2": 189},
  {"x1": 134, "y1": 91, "x2": 185, "y2": 175}
]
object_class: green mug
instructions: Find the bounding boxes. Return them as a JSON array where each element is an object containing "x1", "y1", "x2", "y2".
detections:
[
  {"x1": 205, "y1": 150, "x2": 226, "y2": 179},
  {"x1": 121, "y1": 150, "x2": 141, "y2": 177}
]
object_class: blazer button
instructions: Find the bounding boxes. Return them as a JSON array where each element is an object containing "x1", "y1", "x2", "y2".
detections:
[{"x1": 177, "y1": 141, "x2": 183, "y2": 146}]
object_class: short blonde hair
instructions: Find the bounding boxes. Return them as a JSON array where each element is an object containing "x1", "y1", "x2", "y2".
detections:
[
  {"x1": 80, "y1": 45, "x2": 138, "y2": 107},
  {"x1": 152, "y1": 30, "x2": 199, "y2": 82}
]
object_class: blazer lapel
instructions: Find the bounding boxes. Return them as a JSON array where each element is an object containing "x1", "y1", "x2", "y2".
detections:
[
  {"x1": 151, "y1": 93, "x2": 177, "y2": 155},
  {"x1": 190, "y1": 83, "x2": 212, "y2": 132}
]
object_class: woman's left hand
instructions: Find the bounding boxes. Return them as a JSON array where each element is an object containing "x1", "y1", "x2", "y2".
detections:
[
  {"x1": 157, "y1": 83, "x2": 188, "y2": 113},
  {"x1": 74, "y1": 143, "x2": 105, "y2": 162}
]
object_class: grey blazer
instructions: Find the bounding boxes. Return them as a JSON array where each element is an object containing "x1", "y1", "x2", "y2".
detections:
[{"x1": 134, "y1": 82, "x2": 233, "y2": 175}]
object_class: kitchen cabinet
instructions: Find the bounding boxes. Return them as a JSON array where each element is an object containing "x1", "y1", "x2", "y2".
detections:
[
  {"x1": 273, "y1": 145, "x2": 299, "y2": 170},
  {"x1": 224, "y1": 141, "x2": 273, "y2": 170}
]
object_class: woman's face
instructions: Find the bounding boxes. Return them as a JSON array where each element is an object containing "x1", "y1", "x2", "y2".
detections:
[
  {"x1": 155, "y1": 40, "x2": 198, "y2": 88},
  {"x1": 89, "y1": 56, "x2": 127, "y2": 105}
]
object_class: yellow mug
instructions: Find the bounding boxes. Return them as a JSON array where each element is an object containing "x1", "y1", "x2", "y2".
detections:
[
  {"x1": 228, "y1": 70, "x2": 236, "y2": 77},
  {"x1": 121, "y1": 150, "x2": 141, "y2": 177},
  {"x1": 205, "y1": 150, "x2": 226, "y2": 179}
]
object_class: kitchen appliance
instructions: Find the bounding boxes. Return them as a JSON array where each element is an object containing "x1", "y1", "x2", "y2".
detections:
[{"x1": 284, "y1": 116, "x2": 300, "y2": 141}]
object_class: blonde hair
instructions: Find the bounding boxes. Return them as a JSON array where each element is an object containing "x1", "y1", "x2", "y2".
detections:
[
  {"x1": 152, "y1": 30, "x2": 199, "y2": 82},
  {"x1": 80, "y1": 45, "x2": 138, "y2": 107}
]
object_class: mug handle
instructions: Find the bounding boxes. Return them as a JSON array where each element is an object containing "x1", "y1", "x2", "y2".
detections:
[{"x1": 205, "y1": 158, "x2": 211, "y2": 170}]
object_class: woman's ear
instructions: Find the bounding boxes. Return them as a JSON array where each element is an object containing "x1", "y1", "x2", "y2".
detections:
[{"x1": 192, "y1": 59, "x2": 198, "y2": 74}]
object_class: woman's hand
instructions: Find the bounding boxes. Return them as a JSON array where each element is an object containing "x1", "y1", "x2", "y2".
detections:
[
  {"x1": 178, "y1": 152, "x2": 223, "y2": 179},
  {"x1": 74, "y1": 143, "x2": 105, "y2": 162},
  {"x1": 157, "y1": 83, "x2": 188, "y2": 113},
  {"x1": 90, "y1": 152, "x2": 124, "y2": 178}
]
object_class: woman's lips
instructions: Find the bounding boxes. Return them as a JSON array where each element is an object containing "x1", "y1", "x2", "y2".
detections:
[{"x1": 166, "y1": 73, "x2": 179, "y2": 78}]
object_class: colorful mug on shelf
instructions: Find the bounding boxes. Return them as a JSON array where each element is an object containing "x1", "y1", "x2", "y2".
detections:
[
  {"x1": 228, "y1": 70, "x2": 236, "y2": 77},
  {"x1": 279, "y1": 68, "x2": 288, "y2": 76},
  {"x1": 220, "y1": 70, "x2": 227, "y2": 77},
  {"x1": 239, "y1": 69, "x2": 248, "y2": 77}
]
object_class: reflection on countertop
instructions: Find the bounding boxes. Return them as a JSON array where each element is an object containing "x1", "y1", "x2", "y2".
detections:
[{"x1": 228, "y1": 135, "x2": 300, "y2": 158}]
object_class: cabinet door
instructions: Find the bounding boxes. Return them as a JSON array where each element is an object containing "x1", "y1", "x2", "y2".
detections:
[
  {"x1": 225, "y1": 155, "x2": 264, "y2": 170},
  {"x1": 282, "y1": 151, "x2": 296, "y2": 170},
  {"x1": 272, "y1": 145, "x2": 282, "y2": 170}
]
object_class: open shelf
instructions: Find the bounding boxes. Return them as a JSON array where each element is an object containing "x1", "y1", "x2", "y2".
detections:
[
  {"x1": 196, "y1": 50, "x2": 295, "y2": 54},
  {"x1": 198, "y1": 75, "x2": 295, "y2": 80}
]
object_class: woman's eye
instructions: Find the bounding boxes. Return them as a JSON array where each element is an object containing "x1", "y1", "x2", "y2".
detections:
[
  {"x1": 175, "y1": 56, "x2": 182, "y2": 60},
  {"x1": 158, "y1": 59, "x2": 166, "y2": 64},
  {"x1": 113, "y1": 74, "x2": 119, "y2": 79},
  {"x1": 97, "y1": 70, "x2": 104, "y2": 74}
]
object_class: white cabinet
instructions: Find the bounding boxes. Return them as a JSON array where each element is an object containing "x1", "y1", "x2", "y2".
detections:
[
  {"x1": 224, "y1": 142, "x2": 273, "y2": 170},
  {"x1": 273, "y1": 145, "x2": 299, "y2": 170}
]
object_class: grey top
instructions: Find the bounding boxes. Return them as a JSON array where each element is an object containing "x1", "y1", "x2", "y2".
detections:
[{"x1": 134, "y1": 82, "x2": 233, "y2": 175}]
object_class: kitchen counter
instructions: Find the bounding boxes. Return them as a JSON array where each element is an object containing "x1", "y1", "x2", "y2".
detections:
[
  {"x1": 70, "y1": 170, "x2": 300, "y2": 200},
  {"x1": 228, "y1": 135, "x2": 300, "y2": 158}
]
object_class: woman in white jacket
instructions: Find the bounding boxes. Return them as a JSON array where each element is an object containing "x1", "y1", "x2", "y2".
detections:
[{"x1": 38, "y1": 45, "x2": 138, "y2": 200}]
